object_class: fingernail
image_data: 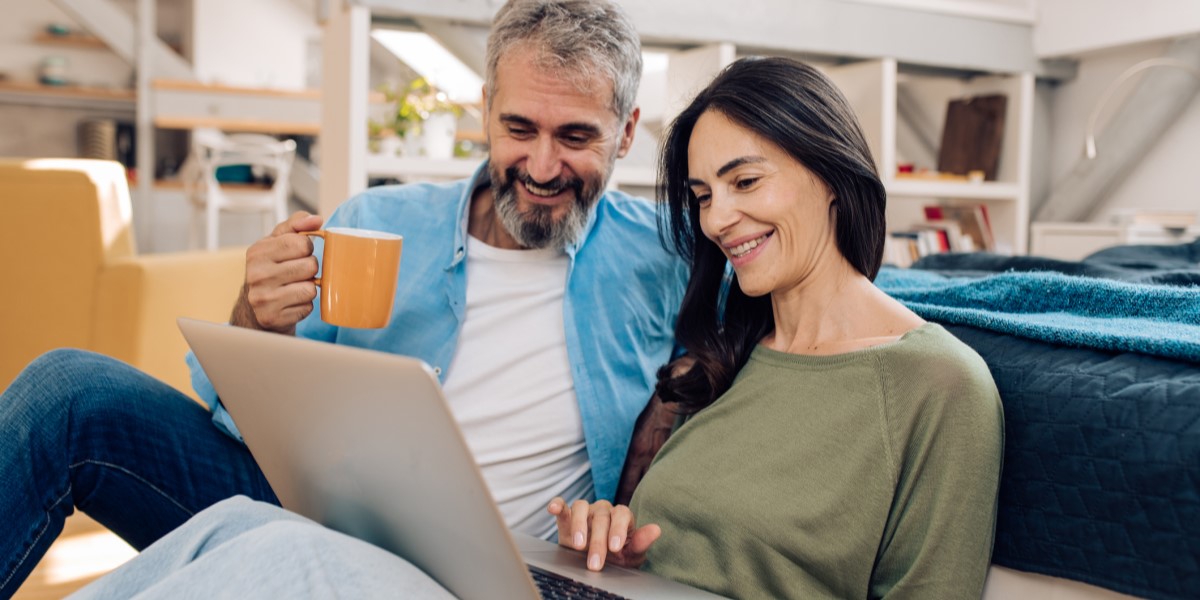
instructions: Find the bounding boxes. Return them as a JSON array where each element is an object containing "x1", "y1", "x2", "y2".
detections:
[
  {"x1": 588, "y1": 554, "x2": 601, "y2": 570},
  {"x1": 574, "y1": 532, "x2": 585, "y2": 548},
  {"x1": 610, "y1": 536, "x2": 621, "y2": 551}
]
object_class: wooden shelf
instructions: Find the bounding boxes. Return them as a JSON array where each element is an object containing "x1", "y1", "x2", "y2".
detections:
[
  {"x1": 0, "y1": 81, "x2": 134, "y2": 101},
  {"x1": 152, "y1": 79, "x2": 322, "y2": 100},
  {"x1": 154, "y1": 116, "x2": 320, "y2": 136},
  {"x1": 0, "y1": 81, "x2": 135, "y2": 110},
  {"x1": 34, "y1": 31, "x2": 108, "y2": 50}
]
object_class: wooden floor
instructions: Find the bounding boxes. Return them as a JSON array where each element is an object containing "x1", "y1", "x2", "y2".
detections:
[{"x1": 12, "y1": 514, "x2": 134, "y2": 600}]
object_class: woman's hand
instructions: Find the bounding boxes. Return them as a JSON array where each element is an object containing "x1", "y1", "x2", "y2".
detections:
[{"x1": 547, "y1": 498, "x2": 661, "y2": 572}]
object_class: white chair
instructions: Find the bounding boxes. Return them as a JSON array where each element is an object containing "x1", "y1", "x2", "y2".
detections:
[{"x1": 182, "y1": 129, "x2": 296, "y2": 250}]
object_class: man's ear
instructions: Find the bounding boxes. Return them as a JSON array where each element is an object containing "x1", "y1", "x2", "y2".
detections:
[
  {"x1": 616, "y1": 106, "x2": 640, "y2": 159},
  {"x1": 480, "y1": 84, "x2": 489, "y2": 125}
]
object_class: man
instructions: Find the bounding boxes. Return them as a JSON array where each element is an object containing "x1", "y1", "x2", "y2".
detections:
[{"x1": 0, "y1": 0, "x2": 685, "y2": 595}]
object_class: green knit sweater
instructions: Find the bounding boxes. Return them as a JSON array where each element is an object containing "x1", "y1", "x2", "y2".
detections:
[{"x1": 629, "y1": 324, "x2": 1003, "y2": 599}]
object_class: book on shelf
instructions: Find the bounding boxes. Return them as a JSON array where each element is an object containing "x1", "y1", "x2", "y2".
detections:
[
  {"x1": 923, "y1": 204, "x2": 995, "y2": 252},
  {"x1": 884, "y1": 203, "x2": 997, "y2": 268},
  {"x1": 884, "y1": 230, "x2": 943, "y2": 268}
]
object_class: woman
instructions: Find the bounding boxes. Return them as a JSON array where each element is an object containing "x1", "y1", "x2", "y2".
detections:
[{"x1": 549, "y1": 56, "x2": 1003, "y2": 599}]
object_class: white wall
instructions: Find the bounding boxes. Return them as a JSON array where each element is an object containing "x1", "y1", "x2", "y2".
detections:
[
  {"x1": 1043, "y1": 39, "x2": 1200, "y2": 222},
  {"x1": 844, "y1": 0, "x2": 1035, "y2": 24},
  {"x1": 191, "y1": 0, "x2": 318, "y2": 89},
  {"x1": 1035, "y1": 0, "x2": 1200, "y2": 58}
]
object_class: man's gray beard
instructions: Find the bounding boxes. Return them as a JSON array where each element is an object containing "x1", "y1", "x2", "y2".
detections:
[{"x1": 491, "y1": 170, "x2": 602, "y2": 250}]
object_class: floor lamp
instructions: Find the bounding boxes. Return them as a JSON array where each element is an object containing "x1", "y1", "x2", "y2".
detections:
[{"x1": 1084, "y1": 56, "x2": 1200, "y2": 160}]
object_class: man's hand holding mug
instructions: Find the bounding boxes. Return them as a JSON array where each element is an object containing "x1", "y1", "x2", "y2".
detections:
[{"x1": 233, "y1": 212, "x2": 403, "y2": 334}]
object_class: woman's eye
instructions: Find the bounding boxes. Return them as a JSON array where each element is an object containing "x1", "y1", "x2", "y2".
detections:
[
  {"x1": 694, "y1": 193, "x2": 712, "y2": 205},
  {"x1": 735, "y1": 177, "x2": 759, "y2": 190}
]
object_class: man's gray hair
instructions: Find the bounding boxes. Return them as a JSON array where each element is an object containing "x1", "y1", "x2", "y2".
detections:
[{"x1": 485, "y1": 0, "x2": 642, "y2": 121}]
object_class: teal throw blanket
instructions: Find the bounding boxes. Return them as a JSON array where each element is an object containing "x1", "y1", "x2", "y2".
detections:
[{"x1": 875, "y1": 267, "x2": 1200, "y2": 363}]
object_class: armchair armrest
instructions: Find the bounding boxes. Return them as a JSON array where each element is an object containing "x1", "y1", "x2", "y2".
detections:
[{"x1": 93, "y1": 247, "x2": 246, "y2": 399}]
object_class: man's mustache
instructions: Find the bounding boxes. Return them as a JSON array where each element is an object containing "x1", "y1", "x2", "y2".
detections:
[{"x1": 506, "y1": 167, "x2": 585, "y2": 199}]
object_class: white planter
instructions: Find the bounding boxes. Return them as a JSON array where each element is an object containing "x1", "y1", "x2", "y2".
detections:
[
  {"x1": 377, "y1": 135, "x2": 403, "y2": 157},
  {"x1": 416, "y1": 112, "x2": 457, "y2": 159}
]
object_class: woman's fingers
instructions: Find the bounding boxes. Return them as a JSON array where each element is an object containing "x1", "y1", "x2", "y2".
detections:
[
  {"x1": 628, "y1": 523, "x2": 662, "y2": 555},
  {"x1": 608, "y1": 505, "x2": 634, "y2": 552},
  {"x1": 610, "y1": 522, "x2": 660, "y2": 570},
  {"x1": 570, "y1": 499, "x2": 591, "y2": 550},
  {"x1": 547, "y1": 499, "x2": 657, "y2": 571},
  {"x1": 586, "y1": 502, "x2": 614, "y2": 571},
  {"x1": 548, "y1": 497, "x2": 573, "y2": 548}
]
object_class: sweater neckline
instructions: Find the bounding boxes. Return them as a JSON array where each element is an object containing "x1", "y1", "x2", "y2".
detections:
[{"x1": 748, "y1": 322, "x2": 942, "y2": 368}]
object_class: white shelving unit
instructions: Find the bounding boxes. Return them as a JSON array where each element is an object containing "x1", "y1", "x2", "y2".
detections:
[
  {"x1": 824, "y1": 58, "x2": 1035, "y2": 255},
  {"x1": 365, "y1": 155, "x2": 658, "y2": 190}
]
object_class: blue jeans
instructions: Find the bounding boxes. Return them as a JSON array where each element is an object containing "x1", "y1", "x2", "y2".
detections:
[
  {"x1": 69, "y1": 497, "x2": 454, "y2": 599},
  {"x1": 0, "y1": 349, "x2": 278, "y2": 598}
]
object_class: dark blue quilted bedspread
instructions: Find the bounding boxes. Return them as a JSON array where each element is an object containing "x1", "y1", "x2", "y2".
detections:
[
  {"x1": 898, "y1": 242, "x2": 1200, "y2": 599},
  {"x1": 940, "y1": 321, "x2": 1200, "y2": 600}
]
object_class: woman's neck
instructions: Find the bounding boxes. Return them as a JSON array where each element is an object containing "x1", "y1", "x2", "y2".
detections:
[{"x1": 764, "y1": 260, "x2": 918, "y2": 356}]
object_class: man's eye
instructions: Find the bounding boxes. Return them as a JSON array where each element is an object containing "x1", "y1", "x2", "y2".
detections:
[
  {"x1": 509, "y1": 128, "x2": 534, "y2": 138},
  {"x1": 563, "y1": 135, "x2": 591, "y2": 146}
]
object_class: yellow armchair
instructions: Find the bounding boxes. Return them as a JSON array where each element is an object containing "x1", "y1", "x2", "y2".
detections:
[{"x1": 0, "y1": 158, "x2": 247, "y2": 399}]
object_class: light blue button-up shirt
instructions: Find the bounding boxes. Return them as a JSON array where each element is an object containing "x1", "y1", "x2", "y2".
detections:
[{"x1": 187, "y1": 162, "x2": 689, "y2": 503}]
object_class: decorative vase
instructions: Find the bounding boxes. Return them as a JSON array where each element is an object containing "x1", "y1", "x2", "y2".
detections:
[{"x1": 417, "y1": 112, "x2": 458, "y2": 159}]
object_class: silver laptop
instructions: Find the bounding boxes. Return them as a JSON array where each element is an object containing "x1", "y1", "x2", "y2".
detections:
[{"x1": 178, "y1": 318, "x2": 723, "y2": 600}]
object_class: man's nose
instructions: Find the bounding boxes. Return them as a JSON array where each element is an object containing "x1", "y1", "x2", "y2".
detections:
[{"x1": 526, "y1": 136, "x2": 564, "y2": 183}]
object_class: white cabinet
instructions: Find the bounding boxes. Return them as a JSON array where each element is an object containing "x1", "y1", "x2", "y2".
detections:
[
  {"x1": 1030, "y1": 221, "x2": 1200, "y2": 261},
  {"x1": 824, "y1": 58, "x2": 1034, "y2": 255}
]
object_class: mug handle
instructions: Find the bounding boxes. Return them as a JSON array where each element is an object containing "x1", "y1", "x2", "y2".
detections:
[{"x1": 302, "y1": 230, "x2": 324, "y2": 287}]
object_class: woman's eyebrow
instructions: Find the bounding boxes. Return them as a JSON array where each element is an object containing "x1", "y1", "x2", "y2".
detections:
[
  {"x1": 687, "y1": 156, "x2": 768, "y2": 186},
  {"x1": 715, "y1": 156, "x2": 767, "y2": 177}
]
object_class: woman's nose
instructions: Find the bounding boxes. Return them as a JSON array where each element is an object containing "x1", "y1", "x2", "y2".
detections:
[{"x1": 703, "y1": 193, "x2": 741, "y2": 234}]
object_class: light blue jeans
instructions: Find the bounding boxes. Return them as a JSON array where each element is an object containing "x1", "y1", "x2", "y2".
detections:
[
  {"x1": 0, "y1": 349, "x2": 278, "y2": 597},
  {"x1": 70, "y1": 496, "x2": 455, "y2": 599}
]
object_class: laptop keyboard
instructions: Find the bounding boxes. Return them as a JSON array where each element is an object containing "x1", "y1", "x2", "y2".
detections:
[{"x1": 528, "y1": 564, "x2": 632, "y2": 600}]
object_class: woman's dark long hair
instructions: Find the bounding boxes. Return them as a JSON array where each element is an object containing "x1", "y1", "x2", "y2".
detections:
[{"x1": 656, "y1": 56, "x2": 887, "y2": 412}]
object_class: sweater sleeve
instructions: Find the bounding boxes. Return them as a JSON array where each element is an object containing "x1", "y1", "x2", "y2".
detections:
[{"x1": 871, "y1": 349, "x2": 1004, "y2": 599}]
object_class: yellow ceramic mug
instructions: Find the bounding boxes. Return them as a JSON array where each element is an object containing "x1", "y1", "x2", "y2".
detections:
[{"x1": 304, "y1": 227, "x2": 403, "y2": 328}]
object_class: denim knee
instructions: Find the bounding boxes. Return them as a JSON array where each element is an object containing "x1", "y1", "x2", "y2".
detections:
[
  {"x1": 1, "y1": 349, "x2": 131, "y2": 431},
  {"x1": 182, "y1": 496, "x2": 307, "y2": 542},
  {"x1": 199, "y1": 496, "x2": 281, "y2": 523}
]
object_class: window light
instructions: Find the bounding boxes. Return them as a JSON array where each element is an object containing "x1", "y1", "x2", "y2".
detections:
[{"x1": 371, "y1": 30, "x2": 483, "y2": 104}]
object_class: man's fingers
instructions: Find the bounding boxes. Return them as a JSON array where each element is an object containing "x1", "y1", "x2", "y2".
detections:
[
  {"x1": 271, "y1": 211, "x2": 323, "y2": 237},
  {"x1": 246, "y1": 273, "x2": 317, "y2": 311},
  {"x1": 247, "y1": 234, "x2": 318, "y2": 271}
]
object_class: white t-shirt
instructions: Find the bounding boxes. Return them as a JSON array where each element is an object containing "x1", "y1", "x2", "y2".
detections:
[{"x1": 440, "y1": 235, "x2": 593, "y2": 539}]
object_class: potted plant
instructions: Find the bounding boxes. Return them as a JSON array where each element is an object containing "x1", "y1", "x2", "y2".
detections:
[{"x1": 369, "y1": 77, "x2": 462, "y2": 158}]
